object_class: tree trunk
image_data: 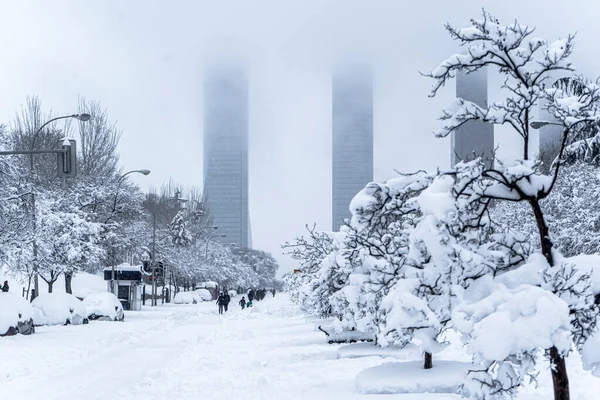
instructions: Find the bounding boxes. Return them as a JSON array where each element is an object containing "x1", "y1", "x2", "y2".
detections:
[
  {"x1": 529, "y1": 199, "x2": 570, "y2": 400},
  {"x1": 47, "y1": 280, "x2": 53, "y2": 293},
  {"x1": 65, "y1": 271, "x2": 73, "y2": 294},
  {"x1": 529, "y1": 199, "x2": 554, "y2": 265},
  {"x1": 424, "y1": 352, "x2": 433, "y2": 370},
  {"x1": 550, "y1": 346, "x2": 570, "y2": 400}
]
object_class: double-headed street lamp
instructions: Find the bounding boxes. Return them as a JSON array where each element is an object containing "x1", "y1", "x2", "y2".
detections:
[{"x1": 110, "y1": 169, "x2": 151, "y2": 296}]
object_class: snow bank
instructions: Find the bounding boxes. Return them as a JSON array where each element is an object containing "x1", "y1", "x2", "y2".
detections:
[
  {"x1": 83, "y1": 292, "x2": 123, "y2": 321},
  {"x1": 356, "y1": 360, "x2": 470, "y2": 394},
  {"x1": 0, "y1": 292, "x2": 34, "y2": 335},
  {"x1": 337, "y1": 342, "x2": 420, "y2": 360},
  {"x1": 327, "y1": 330, "x2": 374, "y2": 344},
  {"x1": 72, "y1": 272, "x2": 107, "y2": 299},
  {"x1": 32, "y1": 293, "x2": 88, "y2": 326}
]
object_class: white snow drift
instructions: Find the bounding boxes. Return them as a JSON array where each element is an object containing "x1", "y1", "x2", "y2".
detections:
[{"x1": 32, "y1": 293, "x2": 88, "y2": 326}]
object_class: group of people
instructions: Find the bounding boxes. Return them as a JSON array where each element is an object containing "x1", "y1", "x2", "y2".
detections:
[
  {"x1": 217, "y1": 288, "x2": 279, "y2": 313},
  {"x1": 216, "y1": 291, "x2": 231, "y2": 314},
  {"x1": 237, "y1": 288, "x2": 277, "y2": 310}
]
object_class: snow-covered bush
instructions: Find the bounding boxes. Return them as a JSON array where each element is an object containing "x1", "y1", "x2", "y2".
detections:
[{"x1": 32, "y1": 293, "x2": 88, "y2": 326}]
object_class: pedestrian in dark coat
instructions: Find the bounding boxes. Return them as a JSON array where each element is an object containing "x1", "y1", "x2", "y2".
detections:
[
  {"x1": 248, "y1": 289, "x2": 254, "y2": 302},
  {"x1": 217, "y1": 293, "x2": 226, "y2": 314},
  {"x1": 1, "y1": 280, "x2": 8, "y2": 292},
  {"x1": 239, "y1": 296, "x2": 246, "y2": 310},
  {"x1": 224, "y1": 292, "x2": 231, "y2": 312}
]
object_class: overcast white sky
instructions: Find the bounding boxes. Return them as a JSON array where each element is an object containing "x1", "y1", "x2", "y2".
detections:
[{"x1": 1, "y1": 0, "x2": 599, "y2": 275}]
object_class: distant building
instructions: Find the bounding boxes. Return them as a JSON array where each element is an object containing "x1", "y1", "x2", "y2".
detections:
[
  {"x1": 538, "y1": 77, "x2": 576, "y2": 173},
  {"x1": 452, "y1": 68, "x2": 494, "y2": 167},
  {"x1": 332, "y1": 66, "x2": 374, "y2": 231},
  {"x1": 203, "y1": 68, "x2": 250, "y2": 248}
]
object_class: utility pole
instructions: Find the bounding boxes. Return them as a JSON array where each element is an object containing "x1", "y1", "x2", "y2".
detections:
[{"x1": 151, "y1": 197, "x2": 157, "y2": 306}]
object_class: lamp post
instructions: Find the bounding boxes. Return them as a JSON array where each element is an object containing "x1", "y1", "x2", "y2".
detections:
[
  {"x1": 205, "y1": 232, "x2": 227, "y2": 258},
  {"x1": 530, "y1": 120, "x2": 562, "y2": 130},
  {"x1": 110, "y1": 169, "x2": 151, "y2": 296},
  {"x1": 30, "y1": 113, "x2": 91, "y2": 301}
]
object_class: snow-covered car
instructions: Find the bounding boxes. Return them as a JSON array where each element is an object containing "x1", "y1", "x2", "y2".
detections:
[
  {"x1": 195, "y1": 288, "x2": 213, "y2": 301},
  {"x1": 0, "y1": 292, "x2": 35, "y2": 336},
  {"x1": 173, "y1": 291, "x2": 201, "y2": 304},
  {"x1": 83, "y1": 292, "x2": 124, "y2": 322},
  {"x1": 32, "y1": 293, "x2": 89, "y2": 326}
]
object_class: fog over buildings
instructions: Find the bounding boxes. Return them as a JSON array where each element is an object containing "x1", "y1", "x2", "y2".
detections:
[
  {"x1": 331, "y1": 66, "x2": 373, "y2": 231},
  {"x1": 1, "y1": 0, "x2": 600, "y2": 274},
  {"x1": 203, "y1": 68, "x2": 250, "y2": 248}
]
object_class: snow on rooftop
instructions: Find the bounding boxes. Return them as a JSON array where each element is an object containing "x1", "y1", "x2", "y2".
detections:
[{"x1": 103, "y1": 263, "x2": 142, "y2": 272}]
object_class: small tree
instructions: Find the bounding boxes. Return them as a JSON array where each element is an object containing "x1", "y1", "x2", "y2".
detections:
[{"x1": 425, "y1": 10, "x2": 600, "y2": 399}]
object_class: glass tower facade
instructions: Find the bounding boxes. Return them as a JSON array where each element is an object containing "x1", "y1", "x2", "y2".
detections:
[
  {"x1": 332, "y1": 67, "x2": 374, "y2": 231},
  {"x1": 452, "y1": 68, "x2": 494, "y2": 168},
  {"x1": 203, "y1": 68, "x2": 250, "y2": 248}
]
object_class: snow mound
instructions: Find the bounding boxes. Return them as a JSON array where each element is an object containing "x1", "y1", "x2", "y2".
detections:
[
  {"x1": 173, "y1": 291, "x2": 200, "y2": 304},
  {"x1": 337, "y1": 342, "x2": 420, "y2": 359},
  {"x1": 195, "y1": 289, "x2": 212, "y2": 301},
  {"x1": 71, "y1": 272, "x2": 107, "y2": 299},
  {"x1": 326, "y1": 329, "x2": 374, "y2": 344},
  {"x1": 83, "y1": 292, "x2": 123, "y2": 321},
  {"x1": 0, "y1": 292, "x2": 34, "y2": 335},
  {"x1": 356, "y1": 361, "x2": 470, "y2": 394},
  {"x1": 32, "y1": 293, "x2": 88, "y2": 326},
  {"x1": 228, "y1": 289, "x2": 237, "y2": 297}
]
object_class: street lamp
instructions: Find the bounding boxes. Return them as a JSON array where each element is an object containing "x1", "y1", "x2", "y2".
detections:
[
  {"x1": 530, "y1": 120, "x2": 562, "y2": 130},
  {"x1": 110, "y1": 169, "x2": 151, "y2": 296},
  {"x1": 30, "y1": 113, "x2": 92, "y2": 301},
  {"x1": 204, "y1": 233, "x2": 227, "y2": 258}
]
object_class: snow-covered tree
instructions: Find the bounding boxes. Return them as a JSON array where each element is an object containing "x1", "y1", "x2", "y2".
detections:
[
  {"x1": 426, "y1": 10, "x2": 600, "y2": 399},
  {"x1": 282, "y1": 225, "x2": 334, "y2": 311}
]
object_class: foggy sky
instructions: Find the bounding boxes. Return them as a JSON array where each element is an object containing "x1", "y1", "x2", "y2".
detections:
[{"x1": 1, "y1": 0, "x2": 599, "y2": 275}]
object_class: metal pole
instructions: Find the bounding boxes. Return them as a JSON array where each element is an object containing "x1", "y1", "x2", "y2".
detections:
[
  {"x1": 151, "y1": 199, "x2": 157, "y2": 306},
  {"x1": 26, "y1": 113, "x2": 89, "y2": 300}
]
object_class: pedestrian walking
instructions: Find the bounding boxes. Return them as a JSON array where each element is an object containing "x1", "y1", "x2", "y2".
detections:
[
  {"x1": 217, "y1": 292, "x2": 226, "y2": 315},
  {"x1": 1, "y1": 280, "x2": 9, "y2": 292},
  {"x1": 272, "y1": 288, "x2": 276, "y2": 297},
  {"x1": 248, "y1": 289, "x2": 254, "y2": 302},
  {"x1": 224, "y1": 292, "x2": 231, "y2": 312},
  {"x1": 239, "y1": 296, "x2": 246, "y2": 310}
]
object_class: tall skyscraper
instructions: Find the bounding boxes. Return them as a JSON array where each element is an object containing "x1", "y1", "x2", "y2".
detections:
[
  {"x1": 332, "y1": 66, "x2": 374, "y2": 231},
  {"x1": 452, "y1": 68, "x2": 494, "y2": 167},
  {"x1": 203, "y1": 68, "x2": 250, "y2": 248},
  {"x1": 539, "y1": 77, "x2": 574, "y2": 173}
]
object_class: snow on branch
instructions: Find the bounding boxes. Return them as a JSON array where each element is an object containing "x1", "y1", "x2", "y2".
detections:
[{"x1": 425, "y1": 9, "x2": 574, "y2": 98}]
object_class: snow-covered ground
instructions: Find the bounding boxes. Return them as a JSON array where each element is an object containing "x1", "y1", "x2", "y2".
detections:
[{"x1": 0, "y1": 294, "x2": 599, "y2": 399}]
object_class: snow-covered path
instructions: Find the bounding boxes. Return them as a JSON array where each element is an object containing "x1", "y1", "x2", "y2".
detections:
[
  {"x1": 0, "y1": 295, "x2": 457, "y2": 400},
  {"x1": 4, "y1": 294, "x2": 599, "y2": 399}
]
